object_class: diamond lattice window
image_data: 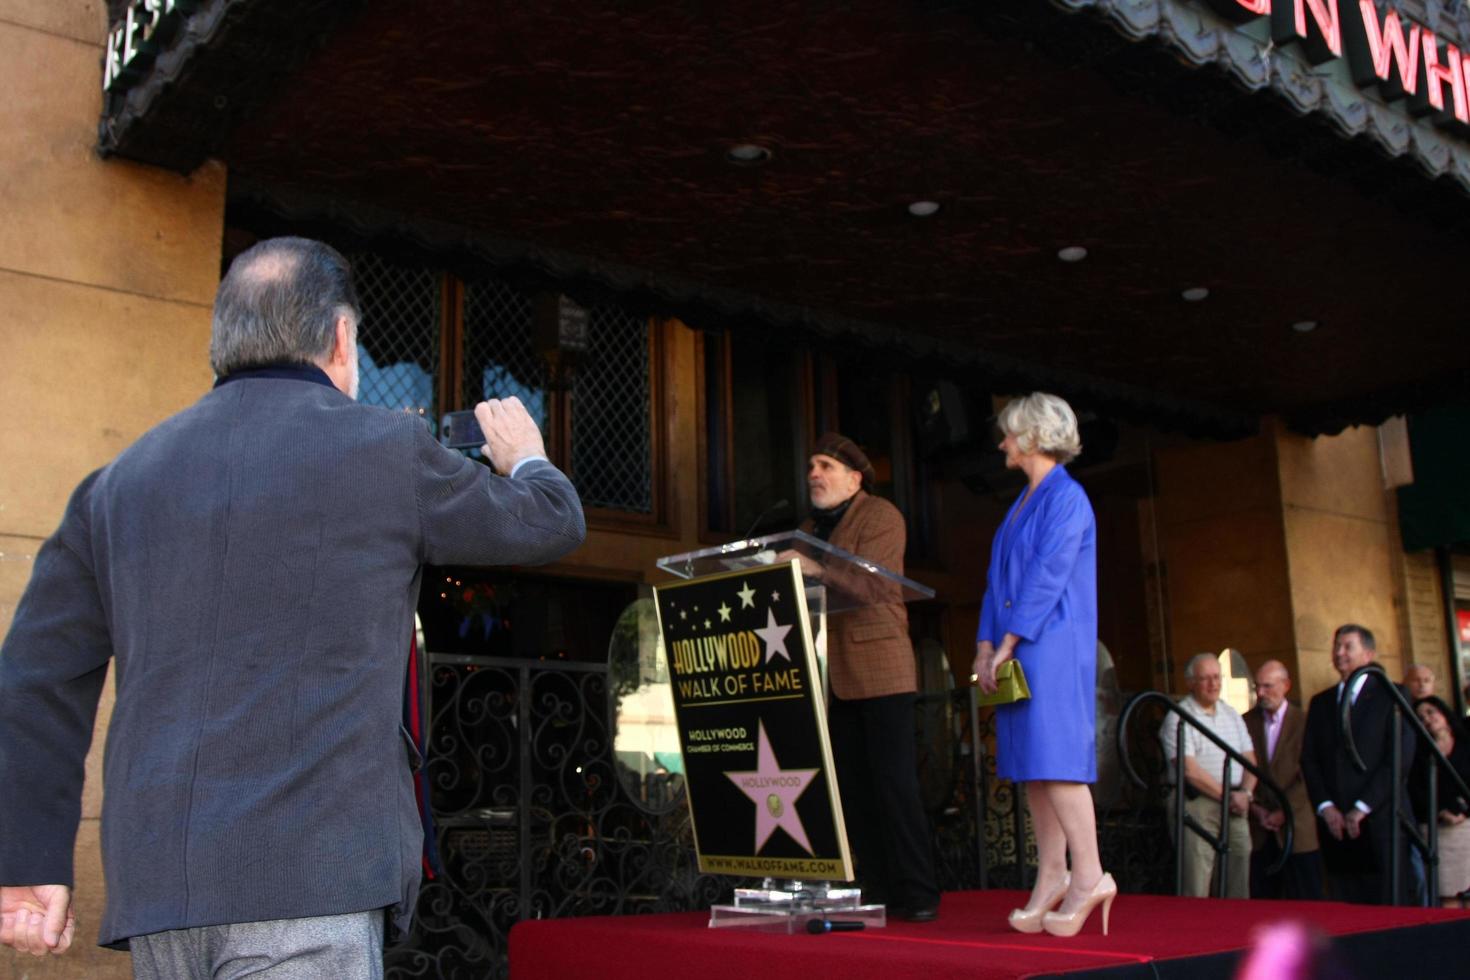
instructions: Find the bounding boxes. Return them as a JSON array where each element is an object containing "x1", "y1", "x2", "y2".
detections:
[
  {"x1": 572, "y1": 307, "x2": 653, "y2": 513},
  {"x1": 462, "y1": 279, "x2": 547, "y2": 431},
  {"x1": 351, "y1": 252, "x2": 441, "y2": 428}
]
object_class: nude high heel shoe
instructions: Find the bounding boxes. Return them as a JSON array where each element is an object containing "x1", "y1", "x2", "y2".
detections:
[
  {"x1": 1041, "y1": 873, "x2": 1117, "y2": 938},
  {"x1": 1007, "y1": 872, "x2": 1071, "y2": 934}
]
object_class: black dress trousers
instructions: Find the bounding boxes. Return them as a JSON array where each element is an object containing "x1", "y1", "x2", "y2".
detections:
[{"x1": 827, "y1": 691, "x2": 940, "y2": 911}]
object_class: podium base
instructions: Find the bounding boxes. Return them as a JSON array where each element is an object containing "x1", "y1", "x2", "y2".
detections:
[
  {"x1": 707, "y1": 903, "x2": 886, "y2": 932},
  {"x1": 708, "y1": 879, "x2": 886, "y2": 931}
]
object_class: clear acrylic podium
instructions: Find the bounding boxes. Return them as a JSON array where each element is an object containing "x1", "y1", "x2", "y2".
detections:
[
  {"x1": 655, "y1": 530, "x2": 935, "y2": 613},
  {"x1": 658, "y1": 529, "x2": 935, "y2": 712},
  {"x1": 656, "y1": 531, "x2": 935, "y2": 931}
]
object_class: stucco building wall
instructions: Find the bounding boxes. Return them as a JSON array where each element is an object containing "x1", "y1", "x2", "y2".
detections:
[
  {"x1": 1275, "y1": 422, "x2": 1405, "y2": 701},
  {"x1": 1155, "y1": 419, "x2": 1423, "y2": 708},
  {"x1": 1, "y1": 3, "x2": 225, "y2": 976},
  {"x1": 1154, "y1": 428, "x2": 1299, "y2": 693}
]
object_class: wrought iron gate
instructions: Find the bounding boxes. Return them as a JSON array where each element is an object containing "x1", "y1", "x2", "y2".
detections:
[
  {"x1": 385, "y1": 658, "x2": 1172, "y2": 978},
  {"x1": 384, "y1": 654, "x2": 727, "y2": 979}
]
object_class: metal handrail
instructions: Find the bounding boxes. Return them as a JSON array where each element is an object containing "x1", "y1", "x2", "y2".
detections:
[
  {"x1": 1339, "y1": 664, "x2": 1470, "y2": 906},
  {"x1": 1118, "y1": 691, "x2": 1295, "y2": 898}
]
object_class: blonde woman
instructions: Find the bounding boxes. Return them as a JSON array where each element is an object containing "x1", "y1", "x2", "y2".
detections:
[{"x1": 974, "y1": 392, "x2": 1113, "y2": 936}]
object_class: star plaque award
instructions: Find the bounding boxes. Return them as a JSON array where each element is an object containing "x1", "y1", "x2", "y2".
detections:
[{"x1": 653, "y1": 532, "x2": 935, "y2": 931}]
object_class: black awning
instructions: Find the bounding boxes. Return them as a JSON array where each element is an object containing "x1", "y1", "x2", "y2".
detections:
[
  {"x1": 98, "y1": 0, "x2": 1470, "y2": 436},
  {"x1": 98, "y1": 0, "x2": 361, "y2": 173}
]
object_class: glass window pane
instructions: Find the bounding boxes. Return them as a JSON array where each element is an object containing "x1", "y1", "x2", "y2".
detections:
[
  {"x1": 350, "y1": 252, "x2": 440, "y2": 429},
  {"x1": 729, "y1": 334, "x2": 802, "y2": 534},
  {"x1": 462, "y1": 279, "x2": 548, "y2": 430},
  {"x1": 571, "y1": 307, "x2": 652, "y2": 513}
]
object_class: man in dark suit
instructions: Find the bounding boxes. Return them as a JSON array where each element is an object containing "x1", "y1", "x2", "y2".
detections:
[
  {"x1": 1300, "y1": 624, "x2": 1414, "y2": 904},
  {"x1": 784, "y1": 432, "x2": 940, "y2": 921},
  {"x1": 0, "y1": 238, "x2": 585, "y2": 972},
  {"x1": 1244, "y1": 660, "x2": 1323, "y2": 900}
]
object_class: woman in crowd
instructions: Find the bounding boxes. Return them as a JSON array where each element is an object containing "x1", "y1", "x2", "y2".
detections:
[
  {"x1": 1411, "y1": 695, "x2": 1470, "y2": 905},
  {"x1": 973, "y1": 392, "x2": 1112, "y2": 936}
]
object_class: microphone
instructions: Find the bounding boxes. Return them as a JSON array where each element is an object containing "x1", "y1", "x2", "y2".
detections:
[
  {"x1": 741, "y1": 498, "x2": 790, "y2": 540},
  {"x1": 806, "y1": 918, "x2": 865, "y2": 934}
]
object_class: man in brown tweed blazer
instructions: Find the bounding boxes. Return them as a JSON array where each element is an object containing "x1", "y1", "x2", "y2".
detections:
[
  {"x1": 792, "y1": 432, "x2": 940, "y2": 921},
  {"x1": 1243, "y1": 660, "x2": 1323, "y2": 900}
]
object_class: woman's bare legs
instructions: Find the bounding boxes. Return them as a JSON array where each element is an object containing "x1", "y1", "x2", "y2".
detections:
[
  {"x1": 1040, "y1": 780, "x2": 1103, "y2": 914},
  {"x1": 1023, "y1": 781, "x2": 1071, "y2": 910}
]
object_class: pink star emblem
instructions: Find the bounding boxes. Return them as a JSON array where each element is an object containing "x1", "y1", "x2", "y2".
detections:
[{"x1": 724, "y1": 721, "x2": 819, "y2": 854}]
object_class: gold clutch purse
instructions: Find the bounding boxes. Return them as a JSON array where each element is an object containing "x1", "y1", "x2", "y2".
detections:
[{"x1": 972, "y1": 659, "x2": 1031, "y2": 707}]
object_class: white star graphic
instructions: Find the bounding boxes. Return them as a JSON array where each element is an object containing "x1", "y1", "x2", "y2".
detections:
[
  {"x1": 717, "y1": 602, "x2": 732, "y2": 623},
  {"x1": 680, "y1": 610, "x2": 687, "y2": 620},
  {"x1": 737, "y1": 581, "x2": 756, "y2": 608},
  {"x1": 725, "y1": 721, "x2": 818, "y2": 855},
  {"x1": 771, "y1": 590, "x2": 780, "y2": 602},
  {"x1": 754, "y1": 608, "x2": 794, "y2": 663},
  {"x1": 704, "y1": 618, "x2": 711, "y2": 629}
]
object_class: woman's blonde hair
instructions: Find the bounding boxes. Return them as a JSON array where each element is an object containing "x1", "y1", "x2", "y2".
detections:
[{"x1": 998, "y1": 392, "x2": 1082, "y2": 464}]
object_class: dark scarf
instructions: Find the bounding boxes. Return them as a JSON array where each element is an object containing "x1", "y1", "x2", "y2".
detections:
[{"x1": 809, "y1": 494, "x2": 856, "y2": 541}]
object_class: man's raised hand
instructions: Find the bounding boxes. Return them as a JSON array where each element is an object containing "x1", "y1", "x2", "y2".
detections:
[{"x1": 474, "y1": 397, "x2": 547, "y2": 476}]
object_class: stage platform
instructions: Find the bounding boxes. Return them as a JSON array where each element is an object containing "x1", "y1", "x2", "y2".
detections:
[{"x1": 509, "y1": 889, "x2": 1470, "y2": 979}]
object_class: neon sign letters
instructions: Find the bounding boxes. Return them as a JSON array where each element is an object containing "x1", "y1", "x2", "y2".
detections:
[
  {"x1": 101, "y1": 0, "x2": 1470, "y2": 138},
  {"x1": 1202, "y1": 0, "x2": 1470, "y2": 128}
]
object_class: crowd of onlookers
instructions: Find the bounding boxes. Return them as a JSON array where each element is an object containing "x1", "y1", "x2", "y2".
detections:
[{"x1": 1160, "y1": 624, "x2": 1470, "y2": 907}]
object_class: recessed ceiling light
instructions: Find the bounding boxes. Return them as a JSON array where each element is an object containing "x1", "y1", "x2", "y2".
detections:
[
  {"x1": 908, "y1": 200, "x2": 940, "y2": 217},
  {"x1": 1181, "y1": 287, "x2": 1210, "y2": 302},
  {"x1": 1292, "y1": 320, "x2": 1319, "y2": 333},
  {"x1": 725, "y1": 143, "x2": 772, "y2": 165},
  {"x1": 1057, "y1": 246, "x2": 1088, "y2": 262}
]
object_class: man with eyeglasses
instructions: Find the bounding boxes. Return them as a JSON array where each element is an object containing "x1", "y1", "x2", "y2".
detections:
[
  {"x1": 1243, "y1": 660, "x2": 1323, "y2": 900},
  {"x1": 1160, "y1": 653, "x2": 1258, "y2": 898}
]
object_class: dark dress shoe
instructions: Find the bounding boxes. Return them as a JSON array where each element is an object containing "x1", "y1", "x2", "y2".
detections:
[{"x1": 891, "y1": 905, "x2": 939, "y2": 922}]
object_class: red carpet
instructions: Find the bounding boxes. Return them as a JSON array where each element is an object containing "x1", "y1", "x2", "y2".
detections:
[{"x1": 509, "y1": 889, "x2": 1470, "y2": 980}]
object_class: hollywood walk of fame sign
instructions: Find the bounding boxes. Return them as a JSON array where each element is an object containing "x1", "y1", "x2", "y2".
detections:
[{"x1": 654, "y1": 560, "x2": 852, "y2": 881}]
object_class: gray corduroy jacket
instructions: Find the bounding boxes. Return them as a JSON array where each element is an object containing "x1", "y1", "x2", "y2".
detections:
[{"x1": 0, "y1": 371, "x2": 585, "y2": 947}]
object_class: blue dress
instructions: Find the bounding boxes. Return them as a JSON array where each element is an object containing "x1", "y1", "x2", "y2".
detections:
[{"x1": 978, "y1": 466, "x2": 1098, "y2": 783}]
